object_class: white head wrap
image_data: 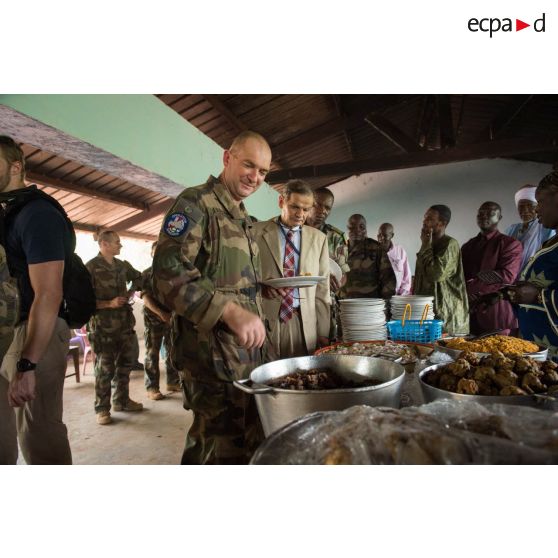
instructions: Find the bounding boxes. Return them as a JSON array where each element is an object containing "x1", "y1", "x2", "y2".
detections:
[{"x1": 514, "y1": 185, "x2": 537, "y2": 207}]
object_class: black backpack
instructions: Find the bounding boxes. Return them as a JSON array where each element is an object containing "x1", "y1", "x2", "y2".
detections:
[{"x1": 0, "y1": 186, "x2": 96, "y2": 329}]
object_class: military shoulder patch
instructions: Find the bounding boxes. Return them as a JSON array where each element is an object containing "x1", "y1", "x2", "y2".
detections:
[{"x1": 163, "y1": 212, "x2": 190, "y2": 237}]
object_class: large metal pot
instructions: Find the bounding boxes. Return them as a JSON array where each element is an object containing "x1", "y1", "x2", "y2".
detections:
[
  {"x1": 434, "y1": 340, "x2": 548, "y2": 361},
  {"x1": 233, "y1": 354, "x2": 405, "y2": 436},
  {"x1": 419, "y1": 364, "x2": 557, "y2": 410}
]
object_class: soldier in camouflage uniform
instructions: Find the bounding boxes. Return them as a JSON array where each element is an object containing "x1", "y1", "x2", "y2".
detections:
[
  {"x1": 340, "y1": 214, "x2": 396, "y2": 299},
  {"x1": 86, "y1": 231, "x2": 144, "y2": 425},
  {"x1": 306, "y1": 188, "x2": 351, "y2": 340},
  {"x1": 152, "y1": 131, "x2": 272, "y2": 465},
  {"x1": 306, "y1": 188, "x2": 350, "y2": 340},
  {"x1": 141, "y1": 241, "x2": 180, "y2": 400}
]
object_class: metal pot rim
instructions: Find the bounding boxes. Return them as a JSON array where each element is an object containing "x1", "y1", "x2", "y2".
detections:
[
  {"x1": 249, "y1": 354, "x2": 405, "y2": 394},
  {"x1": 418, "y1": 363, "x2": 554, "y2": 403}
]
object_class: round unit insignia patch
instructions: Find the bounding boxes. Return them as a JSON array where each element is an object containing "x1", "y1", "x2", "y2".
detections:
[{"x1": 164, "y1": 212, "x2": 189, "y2": 237}]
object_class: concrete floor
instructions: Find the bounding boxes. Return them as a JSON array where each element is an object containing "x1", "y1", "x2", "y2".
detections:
[{"x1": 62, "y1": 364, "x2": 192, "y2": 464}]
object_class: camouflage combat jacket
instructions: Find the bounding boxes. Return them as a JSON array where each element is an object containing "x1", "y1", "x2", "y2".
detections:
[
  {"x1": 321, "y1": 223, "x2": 350, "y2": 273},
  {"x1": 86, "y1": 254, "x2": 142, "y2": 335},
  {"x1": 152, "y1": 176, "x2": 266, "y2": 383},
  {"x1": 141, "y1": 266, "x2": 166, "y2": 327},
  {"x1": 340, "y1": 237, "x2": 396, "y2": 299}
]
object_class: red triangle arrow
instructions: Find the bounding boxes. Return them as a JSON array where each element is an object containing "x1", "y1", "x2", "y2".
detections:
[{"x1": 516, "y1": 19, "x2": 530, "y2": 31}]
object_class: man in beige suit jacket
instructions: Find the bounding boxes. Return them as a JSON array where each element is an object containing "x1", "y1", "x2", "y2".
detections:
[{"x1": 254, "y1": 180, "x2": 330, "y2": 358}]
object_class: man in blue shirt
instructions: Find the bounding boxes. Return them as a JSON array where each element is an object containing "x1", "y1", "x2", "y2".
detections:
[{"x1": 0, "y1": 136, "x2": 72, "y2": 465}]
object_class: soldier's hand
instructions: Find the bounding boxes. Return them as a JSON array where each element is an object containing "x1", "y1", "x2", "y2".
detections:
[
  {"x1": 111, "y1": 296, "x2": 128, "y2": 308},
  {"x1": 329, "y1": 274, "x2": 340, "y2": 292},
  {"x1": 221, "y1": 302, "x2": 266, "y2": 350},
  {"x1": 158, "y1": 310, "x2": 172, "y2": 323},
  {"x1": 8, "y1": 371, "x2": 37, "y2": 407}
]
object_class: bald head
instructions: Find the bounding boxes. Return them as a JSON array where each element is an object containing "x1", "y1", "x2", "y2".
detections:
[
  {"x1": 347, "y1": 214, "x2": 367, "y2": 242},
  {"x1": 229, "y1": 131, "x2": 271, "y2": 157},
  {"x1": 377, "y1": 223, "x2": 394, "y2": 250},
  {"x1": 221, "y1": 130, "x2": 272, "y2": 203}
]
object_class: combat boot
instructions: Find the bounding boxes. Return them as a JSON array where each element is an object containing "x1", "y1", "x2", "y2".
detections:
[
  {"x1": 166, "y1": 383, "x2": 182, "y2": 392},
  {"x1": 147, "y1": 389, "x2": 165, "y2": 401},
  {"x1": 113, "y1": 399, "x2": 144, "y2": 412},
  {"x1": 96, "y1": 411, "x2": 112, "y2": 425}
]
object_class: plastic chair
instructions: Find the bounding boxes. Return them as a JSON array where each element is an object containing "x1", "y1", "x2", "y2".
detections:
[
  {"x1": 66, "y1": 345, "x2": 81, "y2": 383},
  {"x1": 75, "y1": 327, "x2": 94, "y2": 376}
]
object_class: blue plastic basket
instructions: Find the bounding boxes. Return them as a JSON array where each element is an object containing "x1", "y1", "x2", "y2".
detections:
[{"x1": 387, "y1": 319, "x2": 443, "y2": 343}]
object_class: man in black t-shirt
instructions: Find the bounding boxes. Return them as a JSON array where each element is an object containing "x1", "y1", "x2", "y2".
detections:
[{"x1": 0, "y1": 136, "x2": 72, "y2": 465}]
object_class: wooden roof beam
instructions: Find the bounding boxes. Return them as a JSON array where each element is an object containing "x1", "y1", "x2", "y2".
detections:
[
  {"x1": 202, "y1": 95, "x2": 248, "y2": 134},
  {"x1": 73, "y1": 223, "x2": 157, "y2": 242},
  {"x1": 476, "y1": 95, "x2": 534, "y2": 142},
  {"x1": 271, "y1": 96, "x2": 417, "y2": 160},
  {"x1": 27, "y1": 171, "x2": 148, "y2": 211},
  {"x1": 266, "y1": 136, "x2": 558, "y2": 183},
  {"x1": 416, "y1": 95, "x2": 436, "y2": 148},
  {"x1": 436, "y1": 95, "x2": 456, "y2": 148},
  {"x1": 110, "y1": 199, "x2": 174, "y2": 233},
  {"x1": 365, "y1": 112, "x2": 421, "y2": 153}
]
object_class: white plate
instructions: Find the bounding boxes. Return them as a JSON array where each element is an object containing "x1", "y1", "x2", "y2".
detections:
[
  {"x1": 329, "y1": 259, "x2": 342, "y2": 283},
  {"x1": 261, "y1": 276, "x2": 327, "y2": 289},
  {"x1": 340, "y1": 298, "x2": 385, "y2": 304}
]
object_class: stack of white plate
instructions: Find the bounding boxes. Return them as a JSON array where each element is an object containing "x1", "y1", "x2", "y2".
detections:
[
  {"x1": 339, "y1": 298, "x2": 387, "y2": 341},
  {"x1": 390, "y1": 295, "x2": 435, "y2": 320}
]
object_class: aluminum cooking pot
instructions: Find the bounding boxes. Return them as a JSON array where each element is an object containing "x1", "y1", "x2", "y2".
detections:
[
  {"x1": 233, "y1": 354, "x2": 405, "y2": 436},
  {"x1": 419, "y1": 363, "x2": 558, "y2": 411}
]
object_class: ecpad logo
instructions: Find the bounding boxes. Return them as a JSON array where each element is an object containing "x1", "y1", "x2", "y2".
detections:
[{"x1": 468, "y1": 13, "x2": 546, "y2": 37}]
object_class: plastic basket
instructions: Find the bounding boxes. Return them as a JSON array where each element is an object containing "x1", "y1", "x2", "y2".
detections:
[
  {"x1": 387, "y1": 302, "x2": 443, "y2": 343},
  {"x1": 387, "y1": 319, "x2": 443, "y2": 343}
]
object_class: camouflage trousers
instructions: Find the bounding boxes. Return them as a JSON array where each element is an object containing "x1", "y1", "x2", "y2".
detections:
[
  {"x1": 144, "y1": 320, "x2": 179, "y2": 391},
  {"x1": 89, "y1": 329, "x2": 136, "y2": 413},
  {"x1": 180, "y1": 378, "x2": 264, "y2": 465}
]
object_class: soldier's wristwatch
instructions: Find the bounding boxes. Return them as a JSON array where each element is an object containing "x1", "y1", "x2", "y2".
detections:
[{"x1": 16, "y1": 358, "x2": 37, "y2": 373}]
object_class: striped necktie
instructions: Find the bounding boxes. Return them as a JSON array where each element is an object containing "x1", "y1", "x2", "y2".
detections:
[{"x1": 279, "y1": 230, "x2": 295, "y2": 323}]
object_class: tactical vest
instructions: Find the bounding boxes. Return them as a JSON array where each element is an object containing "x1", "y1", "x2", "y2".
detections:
[{"x1": 0, "y1": 186, "x2": 96, "y2": 330}]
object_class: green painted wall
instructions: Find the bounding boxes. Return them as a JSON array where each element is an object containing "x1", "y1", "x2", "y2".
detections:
[{"x1": 0, "y1": 94, "x2": 278, "y2": 218}]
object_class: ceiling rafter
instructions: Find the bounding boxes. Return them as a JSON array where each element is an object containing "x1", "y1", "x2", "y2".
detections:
[
  {"x1": 266, "y1": 136, "x2": 558, "y2": 183},
  {"x1": 416, "y1": 95, "x2": 436, "y2": 148},
  {"x1": 27, "y1": 171, "x2": 148, "y2": 211},
  {"x1": 436, "y1": 94, "x2": 456, "y2": 148},
  {"x1": 202, "y1": 94, "x2": 248, "y2": 134},
  {"x1": 365, "y1": 112, "x2": 421, "y2": 153},
  {"x1": 73, "y1": 222, "x2": 157, "y2": 241},
  {"x1": 110, "y1": 199, "x2": 174, "y2": 233},
  {"x1": 332, "y1": 95, "x2": 355, "y2": 160},
  {"x1": 476, "y1": 95, "x2": 534, "y2": 142}
]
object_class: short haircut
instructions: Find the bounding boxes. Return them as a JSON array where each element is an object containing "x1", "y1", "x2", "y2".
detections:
[
  {"x1": 538, "y1": 171, "x2": 558, "y2": 194},
  {"x1": 429, "y1": 204, "x2": 451, "y2": 225},
  {"x1": 282, "y1": 179, "x2": 314, "y2": 200},
  {"x1": 315, "y1": 187, "x2": 334, "y2": 201},
  {"x1": 480, "y1": 201, "x2": 502, "y2": 212},
  {"x1": 151, "y1": 241, "x2": 158, "y2": 250},
  {"x1": 0, "y1": 135, "x2": 26, "y2": 179},
  {"x1": 349, "y1": 213, "x2": 366, "y2": 224},
  {"x1": 98, "y1": 230, "x2": 118, "y2": 244},
  {"x1": 229, "y1": 130, "x2": 270, "y2": 154}
]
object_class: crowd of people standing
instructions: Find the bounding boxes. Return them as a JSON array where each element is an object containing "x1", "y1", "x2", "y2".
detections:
[{"x1": 3, "y1": 129, "x2": 558, "y2": 466}]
